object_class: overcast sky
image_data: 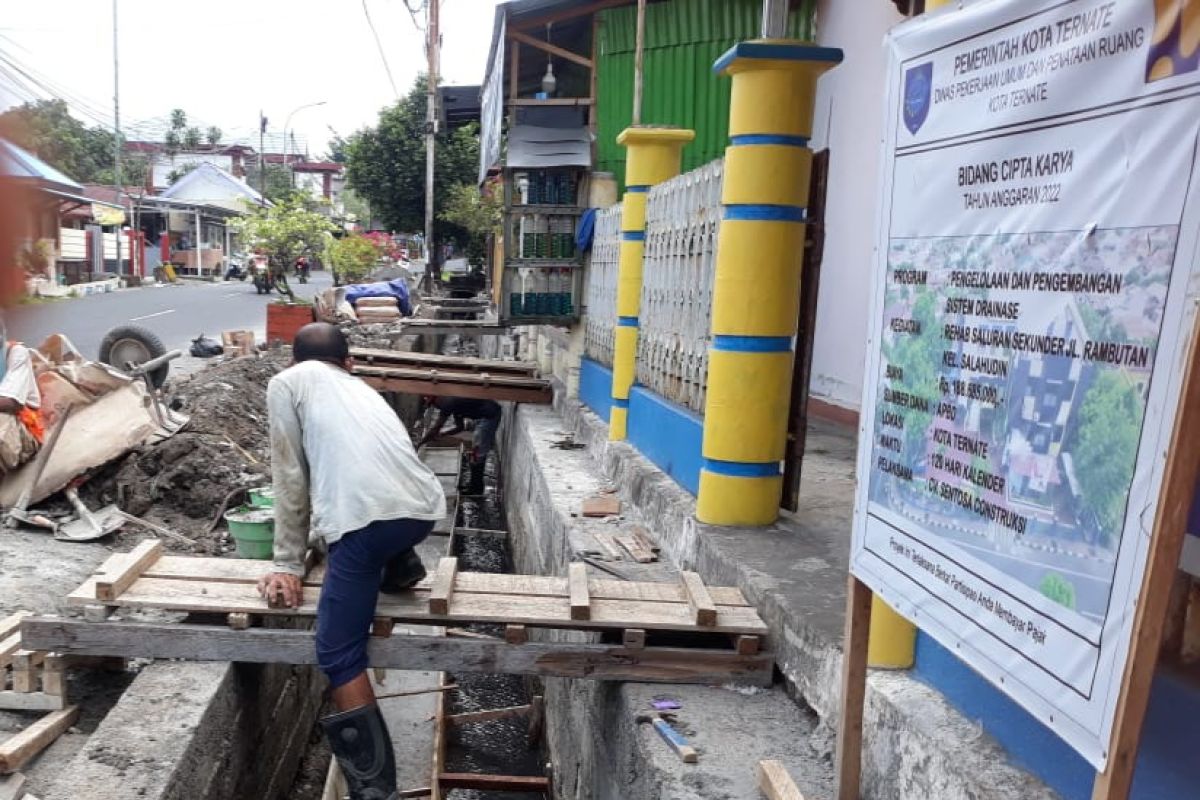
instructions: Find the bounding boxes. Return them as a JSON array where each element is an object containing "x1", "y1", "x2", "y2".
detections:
[{"x1": 0, "y1": 0, "x2": 502, "y2": 158}]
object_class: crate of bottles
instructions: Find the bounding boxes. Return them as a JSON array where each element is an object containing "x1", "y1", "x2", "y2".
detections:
[{"x1": 508, "y1": 267, "x2": 576, "y2": 319}]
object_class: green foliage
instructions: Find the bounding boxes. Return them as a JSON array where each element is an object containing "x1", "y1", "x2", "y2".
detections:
[
  {"x1": 245, "y1": 162, "x2": 295, "y2": 203},
  {"x1": 1039, "y1": 573, "x2": 1077, "y2": 610},
  {"x1": 183, "y1": 127, "x2": 203, "y2": 150},
  {"x1": 16, "y1": 239, "x2": 53, "y2": 274},
  {"x1": 439, "y1": 182, "x2": 500, "y2": 266},
  {"x1": 343, "y1": 75, "x2": 480, "y2": 249},
  {"x1": 329, "y1": 234, "x2": 380, "y2": 284},
  {"x1": 167, "y1": 163, "x2": 199, "y2": 185},
  {"x1": 206, "y1": 126, "x2": 222, "y2": 146},
  {"x1": 170, "y1": 109, "x2": 187, "y2": 130},
  {"x1": 0, "y1": 99, "x2": 120, "y2": 183},
  {"x1": 1072, "y1": 371, "x2": 1143, "y2": 546},
  {"x1": 230, "y1": 196, "x2": 336, "y2": 287}
]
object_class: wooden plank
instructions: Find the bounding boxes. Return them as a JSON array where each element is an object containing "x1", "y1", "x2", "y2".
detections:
[
  {"x1": 354, "y1": 363, "x2": 547, "y2": 389},
  {"x1": 447, "y1": 704, "x2": 532, "y2": 726},
  {"x1": 428, "y1": 558, "x2": 459, "y2": 616},
  {"x1": 351, "y1": 348, "x2": 537, "y2": 376},
  {"x1": 507, "y1": 97, "x2": 593, "y2": 107},
  {"x1": 40, "y1": 656, "x2": 64, "y2": 698},
  {"x1": 623, "y1": 629, "x2": 645, "y2": 650},
  {"x1": 431, "y1": 671, "x2": 448, "y2": 800},
  {"x1": 834, "y1": 575, "x2": 873, "y2": 800},
  {"x1": 646, "y1": 717, "x2": 697, "y2": 764},
  {"x1": 0, "y1": 636, "x2": 20, "y2": 669},
  {"x1": 1093, "y1": 316, "x2": 1200, "y2": 800},
  {"x1": 75, "y1": 576, "x2": 769, "y2": 634},
  {"x1": 504, "y1": 624, "x2": 528, "y2": 645},
  {"x1": 568, "y1": 563, "x2": 591, "y2": 621},
  {"x1": 735, "y1": 635, "x2": 761, "y2": 656},
  {"x1": 122, "y1": 558, "x2": 752, "y2": 606},
  {"x1": 22, "y1": 619, "x2": 775, "y2": 686},
  {"x1": 0, "y1": 693, "x2": 66, "y2": 713},
  {"x1": 453, "y1": 527, "x2": 508, "y2": 540},
  {"x1": 592, "y1": 532, "x2": 622, "y2": 560},
  {"x1": 372, "y1": 617, "x2": 396, "y2": 638},
  {"x1": 0, "y1": 614, "x2": 30, "y2": 643},
  {"x1": 630, "y1": 525, "x2": 659, "y2": 554},
  {"x1": 358, "y1": 373, "x2": 551, "y2": 404},
  {"x1": 507, "y1": 29, "x2": 593, "y2": 68},
  {"x1": 0, "y1": 706, "x2": 80, "y2": 773},
  {"x1": 0, "y1": 773, "x2": 25, "y2": 800},
  {"x1": 614, "y1": 534, "x2": 654, "y2": 563},
  {"x1": 759, "y1": 760, "x2": 805, "y2": 800},
  {"x1": 437, "y1": 773, "x2": 550, "y2": 791},
  {"x1": 94, "y1": 540, "x2": 163, "y2": 602},
  {"x1": 680, "y1": 572, "x2": 718, "y2": 627},
  {"x1": 581, "y1": 495, "x2": 620, "y2": 517}
]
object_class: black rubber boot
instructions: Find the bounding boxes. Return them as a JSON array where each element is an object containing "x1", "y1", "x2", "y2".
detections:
[
  {"x1": 320, "y1": 704, "x2": 398, "y2": 800},
  {"x1": 463, "y1": 461, "x2": 486, "y2": 495},
  {"x1": 379, "y1": 548, "x2": 426, "y2": 594}
]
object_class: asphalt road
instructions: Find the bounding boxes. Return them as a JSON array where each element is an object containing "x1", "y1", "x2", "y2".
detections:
[{"x1": 5, "y1": 271, "x2": 333, "y2": 361}]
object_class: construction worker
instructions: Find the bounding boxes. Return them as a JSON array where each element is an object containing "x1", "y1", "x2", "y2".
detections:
[
  {"x1": 417, "y1": 395, "x2": 501, "y2": 494},
  {"x1": 0, "y1": 317, "x2": 43, "y2": 473},
  {"x1": 258, "y1": 322, "x2": 445, "y2": 800}
]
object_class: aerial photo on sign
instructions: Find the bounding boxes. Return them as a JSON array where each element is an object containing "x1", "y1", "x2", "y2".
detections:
[{"x1": 870, "y1": 225, "x2": 1173, "y2": 624}]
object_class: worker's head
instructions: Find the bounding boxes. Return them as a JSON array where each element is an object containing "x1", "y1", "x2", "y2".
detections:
[{"x1": 293, "y1": 322, "x2": 349, "y2": 370}]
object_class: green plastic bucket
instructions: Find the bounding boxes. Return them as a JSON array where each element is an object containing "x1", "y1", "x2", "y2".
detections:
[
  {"x1": 248, "y1": 487, "x2": 275, "y2": 508},
  {"x1": 224, "y1": 506, "x2": 275, "y2": 560}
]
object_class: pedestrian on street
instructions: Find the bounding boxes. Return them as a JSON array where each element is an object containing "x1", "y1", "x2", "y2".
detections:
[
  {"x1": 417, "y1": 396, "x2": 501, "y2": 494},
  {"x1": 257, "y1": 322, "x2": 445, "y2": 800}
]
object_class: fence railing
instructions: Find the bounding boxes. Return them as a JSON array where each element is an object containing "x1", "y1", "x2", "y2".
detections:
[
  {"x1": 583, "y1": 202, "x2": 622, "y2": 368},
  {"x1": 636, "y1": 159, "x2": 723, "y2": 414}
]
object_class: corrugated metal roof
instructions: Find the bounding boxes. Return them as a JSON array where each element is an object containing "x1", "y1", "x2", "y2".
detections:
[
  {"x1": 0, "y1": 138, "x2": 84, "y2": 192},
  {"x1": 595, "y1": 0, "x2": 816, "y2": 187}
]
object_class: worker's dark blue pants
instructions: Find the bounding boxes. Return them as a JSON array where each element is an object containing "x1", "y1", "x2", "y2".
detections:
[{"x1": 315, "y1": 517, "x2": 433, "y2": 689}]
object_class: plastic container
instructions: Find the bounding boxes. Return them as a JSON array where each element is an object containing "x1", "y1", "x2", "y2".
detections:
[
  {"x1": 224, "y1": 506, "x2": 275, "y2": 560},
  {"x1": 248, "y1": 487, "x2": 275, "y2": 508}
]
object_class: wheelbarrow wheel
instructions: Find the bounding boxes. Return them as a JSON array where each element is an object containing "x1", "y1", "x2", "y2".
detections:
[{"x1": 98, "y1": 324, "x2": 170, "y2": 388}]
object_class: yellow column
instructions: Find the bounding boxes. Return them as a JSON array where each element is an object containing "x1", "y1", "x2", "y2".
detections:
[
  {"x1": 609, "y1": 126, "x2": 695, "y2": 440},
  {"x1": 696, "y1": 41, "x2": 841, "y2": 526}
]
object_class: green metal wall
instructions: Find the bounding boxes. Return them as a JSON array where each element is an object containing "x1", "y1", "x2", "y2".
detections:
[{"x1": 595, "y1": 0, "x2": 817, "y2": 187}]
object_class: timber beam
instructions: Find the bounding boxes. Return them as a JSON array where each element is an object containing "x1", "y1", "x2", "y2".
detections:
[{"x1": 20, "y1": 618, "x2": 773, "y2": 686}]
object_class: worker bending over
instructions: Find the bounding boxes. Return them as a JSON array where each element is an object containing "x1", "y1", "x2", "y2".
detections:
[
  {"x1": 259, "y1": 322, "x2": 445, "y2": 800},
  {"x1": 0, "y1": 318, "x2": 42, "y2": 473},
  {"x1": 418, "y1": 396, "x2": 501, "y2": 494}
]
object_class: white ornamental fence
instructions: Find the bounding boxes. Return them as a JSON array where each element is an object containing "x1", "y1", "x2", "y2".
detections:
[
  {"x1": 583, "y1": 202, "x2": 622, "y2": 367},
  {"x1": 636, "y1": 159, "x2": 723, "y2": 414}
]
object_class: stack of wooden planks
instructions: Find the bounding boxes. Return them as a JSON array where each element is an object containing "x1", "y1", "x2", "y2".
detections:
[
  {"x1": 0, "y1": 613, "x2": 67, "y2": 713},
  {"x1": 350, "y1": 348, "x2": 551, "y2": 404},
  {"x1": 22, "y1": 549, "x2": 772, "y2": 687}
]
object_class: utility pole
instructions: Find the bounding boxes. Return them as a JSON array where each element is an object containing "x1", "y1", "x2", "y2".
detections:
[
  {"x1": 259, "y1": 111, "x2": 267, "y2": 205},
  {"x1": 112, "y1": 0, "x2": 123, "y2": 278},
  {"x1": 633, "y1": 0, "x2": 646, "y2": 125},
  {"x1": 424, "y1": 0, "x2": 440, "y2": 288}
]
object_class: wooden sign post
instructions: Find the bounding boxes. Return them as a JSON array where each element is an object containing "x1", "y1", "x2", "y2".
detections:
[{"x1": 834, "y1": 314, "x2": 1200, "y2": 800}]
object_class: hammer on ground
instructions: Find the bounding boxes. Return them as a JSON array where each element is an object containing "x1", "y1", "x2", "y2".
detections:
[{"x1": 635, "y1": 711, "x2": 698, "y2": 763}]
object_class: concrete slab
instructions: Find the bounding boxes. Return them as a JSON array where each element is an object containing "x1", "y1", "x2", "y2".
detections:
[{"x1": 501, "y1": 385, "x2": 1059, "y2": 800}]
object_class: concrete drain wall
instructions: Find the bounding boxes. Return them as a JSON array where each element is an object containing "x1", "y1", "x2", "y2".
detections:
[{"x1": 43, "y1": 656, "x2": 322, "y2": 799}]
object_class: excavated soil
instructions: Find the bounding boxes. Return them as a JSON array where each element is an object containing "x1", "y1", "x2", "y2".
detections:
[{"x1": 82, "y1": 352, "x2": 287, "y2": 552}]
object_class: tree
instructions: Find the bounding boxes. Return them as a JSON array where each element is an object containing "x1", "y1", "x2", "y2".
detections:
[
  {"x1": 1071, "y1": 371, "x2": 1143, "y2": 546},
  {"x1": 164, "y1": 129, "x2": 182, "y2": 156},
  {"x1": 170, "y1": 108, "x2": 187, "y2": 131},
  {"x1": 230, "y1": 196, "x2": 336, "y2": 298},
  {"x1": 343, "y1": 75, "x2": 480, "y2": 257},
  {"x1": 245, "y1": 162, "x2": 295, "y2": 203},
  {"x1": 167, "y1": 163, "x2": 199, "y2": 185},
  {"x1": 438, "y1": 182, "x2": 501, "y2": 265},
  {"x1": 183, "y1": 127, "x2": 203, "y2": 150},
  {"x1": 206, "y1": 126, "x2": 222, "y2": 147},
  {"x1": 0, "y1": 99, "x2": 117, "y2": 182},
  {"x1": 329, "y1": 234, "x2": 380, "y2": 285}
]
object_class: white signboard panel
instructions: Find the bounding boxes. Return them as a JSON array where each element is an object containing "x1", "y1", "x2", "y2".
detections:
[{"x1": 852, "y1": 0, "x2": 1200, "y2": 768}]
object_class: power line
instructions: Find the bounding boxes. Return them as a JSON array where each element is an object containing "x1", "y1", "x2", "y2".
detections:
[{"x1": 362, "y1": 0, "x2": 399, "y2": 98}]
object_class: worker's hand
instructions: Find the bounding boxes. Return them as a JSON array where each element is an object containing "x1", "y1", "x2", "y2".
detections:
[{"x1": 257, "y1": 572, "x2": 303, "y2": 609}]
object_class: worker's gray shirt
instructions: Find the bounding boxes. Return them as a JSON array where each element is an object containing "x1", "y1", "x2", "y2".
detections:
[{"x1": 267, "y1": 360, "x2": 446, "y2": 576}]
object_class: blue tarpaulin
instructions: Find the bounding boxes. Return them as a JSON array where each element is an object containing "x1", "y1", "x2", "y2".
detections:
[{"x1": 345, "y1": 278, "x2": 412, "y2": 316}]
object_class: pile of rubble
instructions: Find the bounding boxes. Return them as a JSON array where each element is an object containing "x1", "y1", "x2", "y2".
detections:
[{"x1": 84, "y1": 353, "x2": 287, "y2": 551}]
